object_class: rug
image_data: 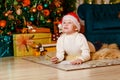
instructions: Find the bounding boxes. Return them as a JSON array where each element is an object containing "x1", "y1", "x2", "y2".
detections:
[{"x1": 22, "y1": 56, "x2": 120, "y2": 71}]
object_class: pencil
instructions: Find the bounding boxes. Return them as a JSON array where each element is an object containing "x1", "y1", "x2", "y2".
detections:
[{"x1": 47, "y1": 55, "x2": 52, "y2": 58}]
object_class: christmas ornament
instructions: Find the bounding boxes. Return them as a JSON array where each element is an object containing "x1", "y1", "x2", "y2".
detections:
[
  {"x1": 44, "y1": 3, "x2": 49, "y2": 8},
  {"x1": 22, "y1": 0, "x2": 31, "y2": 7},
  {"x1": 23, "y1": 7, "x2": 29, "y2": 11},
  {"x1": 43, "y1": 9, "x2": 50, "y2": 16},
  {"x1": 40, "y1": 15, "x2": 44, "y2": 20},
  {"x1": 4, "y1": 12, "x2": 9, "y2": 17},
  {"x1": 42, "y1": 20, "x2": 46, "y2": 24},
  {"x1": 16, "y1": 9, "x2": 22, "y2": 15},
  {"x1": 11, "y1": 26, "x2": 15, "y2": 30},
  {"x1": 0, "y1": 20, "x2": 7, "y2": 28},
  {"x1": 14, "y1": 0, "x2": 18, "y2": 5},
  {"x1": 4, "y1": 10, "x2": 13, "y2": 17},
  {"x1": 29, "y1": 15, "x2": 35, "y2": 21},
  {"x1": 30, "y1": 7, "x2": 37, "y2": 13},
  {"x1": 37, "y1": 4, "x2": 43, "y2": 11}
]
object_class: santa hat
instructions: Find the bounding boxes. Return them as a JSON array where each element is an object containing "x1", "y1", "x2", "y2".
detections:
[{"x1": 61, "y1": 12, "x2": 81, "y2": 32}]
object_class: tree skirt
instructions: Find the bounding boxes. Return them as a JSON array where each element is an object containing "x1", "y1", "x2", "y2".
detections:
[{"x1": 22, "y1": 56, "x2": 120, "y2": 71}]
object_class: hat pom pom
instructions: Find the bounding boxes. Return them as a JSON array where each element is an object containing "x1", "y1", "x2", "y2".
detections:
[
  {"x1": 58, "y1": 23, "x2": 62, "y2": 29},
  {"x1": 58, "y1": 23, "x2": 62, "y2": 33}
]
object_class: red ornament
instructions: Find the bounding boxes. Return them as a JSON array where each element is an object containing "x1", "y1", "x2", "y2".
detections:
[
  {"x1": 43, "y1": 9, "x2": 50, "y2": 16},
  {"x1": 22, "y1": 0, "x2": 31, "y2": 6},
  {"x1": 37, "y1": 5, "x2": 43, "y2": 11},
  {"x1": 0, "y1": 20, "x2": 7, "y2": 28}
]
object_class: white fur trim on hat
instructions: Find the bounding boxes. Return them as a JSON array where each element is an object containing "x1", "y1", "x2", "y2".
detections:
[{"x1": 62, "y1": 15, "x2": 81, "y2": 32}]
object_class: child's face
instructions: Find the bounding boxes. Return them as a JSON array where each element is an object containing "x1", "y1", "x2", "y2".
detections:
[{"x1": 62, "y1": 18, "x2": 77, "y2": 34}]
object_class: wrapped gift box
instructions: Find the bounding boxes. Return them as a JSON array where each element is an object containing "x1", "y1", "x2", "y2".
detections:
[
  {"x1": 28, "y1": 28, "x2": 51, "y2": 33},
  {"x1": 0, "y1": 35, "x2": 13, "y2": 57},
  {"x1": 13, "y1": 33, "x2": 52, "y2": 57}
]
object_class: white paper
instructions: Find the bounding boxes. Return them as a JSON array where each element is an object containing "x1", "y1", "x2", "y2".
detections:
[{"x1": 59, "y1": 61, "x2": 71, "y2": 65}]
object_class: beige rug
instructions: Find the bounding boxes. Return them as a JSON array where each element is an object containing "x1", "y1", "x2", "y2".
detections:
[{"x1": 22, "y1": 56, "x2": 120, "y2": 71}]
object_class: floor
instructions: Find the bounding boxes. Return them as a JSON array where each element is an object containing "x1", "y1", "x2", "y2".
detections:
[{"x1": 0, "y1": 57, "x2": 120, "y2": 80}]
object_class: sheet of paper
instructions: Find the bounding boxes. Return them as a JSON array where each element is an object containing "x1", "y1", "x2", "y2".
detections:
[{"x1": 59, "y1": 61, "x2": 71, "y2": 65}]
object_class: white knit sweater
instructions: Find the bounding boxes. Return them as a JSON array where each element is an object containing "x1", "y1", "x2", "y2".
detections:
[{"x1": 56, "y1": 32, "x2": 90, "y2": 62}]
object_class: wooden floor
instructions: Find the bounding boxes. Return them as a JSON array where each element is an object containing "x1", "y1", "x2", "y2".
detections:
[{"x1": 0, "y1": 57, "x2": 120, "y2": 80}]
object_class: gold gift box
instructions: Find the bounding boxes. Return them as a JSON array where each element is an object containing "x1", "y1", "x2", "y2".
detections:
[{"x1": 13, "y1": 33, "x2": 52, "y2": 57}]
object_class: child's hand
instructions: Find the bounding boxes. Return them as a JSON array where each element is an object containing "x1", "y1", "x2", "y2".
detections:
[
  {"x1": 51, "y1": 57, "x2": 59, "y2": 64},
  {"x1": 70, "y1": 59, "x2": 83, "y2": 65}
]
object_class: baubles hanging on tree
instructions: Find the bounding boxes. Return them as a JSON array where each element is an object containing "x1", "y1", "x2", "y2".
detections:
[
  {"x1": 37, "y1": 4, "x2": 43, "y2": 11},
  {"x1": 16, "y1": 8, "x2": 22, "y2": 15},
  {"x1": 0, "y1": 20, "x2": 7, "y2": 28},
  {"x1": 43, "y1": 9, "x2": 50, "y2": 16},
  {"x1": 30, "y1": 7, "x2": 37, "y2": 13}
]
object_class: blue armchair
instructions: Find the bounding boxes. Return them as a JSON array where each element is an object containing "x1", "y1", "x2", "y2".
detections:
[{"x1": 77, "y1": 3, "x2": 120, "y2": 46}]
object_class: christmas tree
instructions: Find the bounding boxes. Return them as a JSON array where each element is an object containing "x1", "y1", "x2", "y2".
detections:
[{"x1": 0, "y1": 0, "x2": 76, "y2": 35}]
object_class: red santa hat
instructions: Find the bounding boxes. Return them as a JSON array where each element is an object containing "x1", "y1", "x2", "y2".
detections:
[{"x1": 61, "y1": 12, "x2": 81, "y2": 32}]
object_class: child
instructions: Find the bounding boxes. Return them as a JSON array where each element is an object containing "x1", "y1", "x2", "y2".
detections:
[{"x1": 51, "y1": 12, "x2": 90, "y2": 65}]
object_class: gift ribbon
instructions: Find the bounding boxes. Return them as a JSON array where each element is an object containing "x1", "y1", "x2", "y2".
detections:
[{"x1": 16, "y1": 35, "x2": 34, "y2": 52}]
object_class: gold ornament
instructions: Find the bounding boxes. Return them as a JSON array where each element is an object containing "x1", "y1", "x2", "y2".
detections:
[
  {"x1": 4, "y1": 10, "x2": 13, "y2": 17},
  {"x1": 4, "y1": 12, "x2": 9, "y2": 17},
  {"x1": 30, "y1": 7, "x2": 37, "y2": 13},
  {"x1": 16, "y1": 9, "x2": 22, "y2": 15}
]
